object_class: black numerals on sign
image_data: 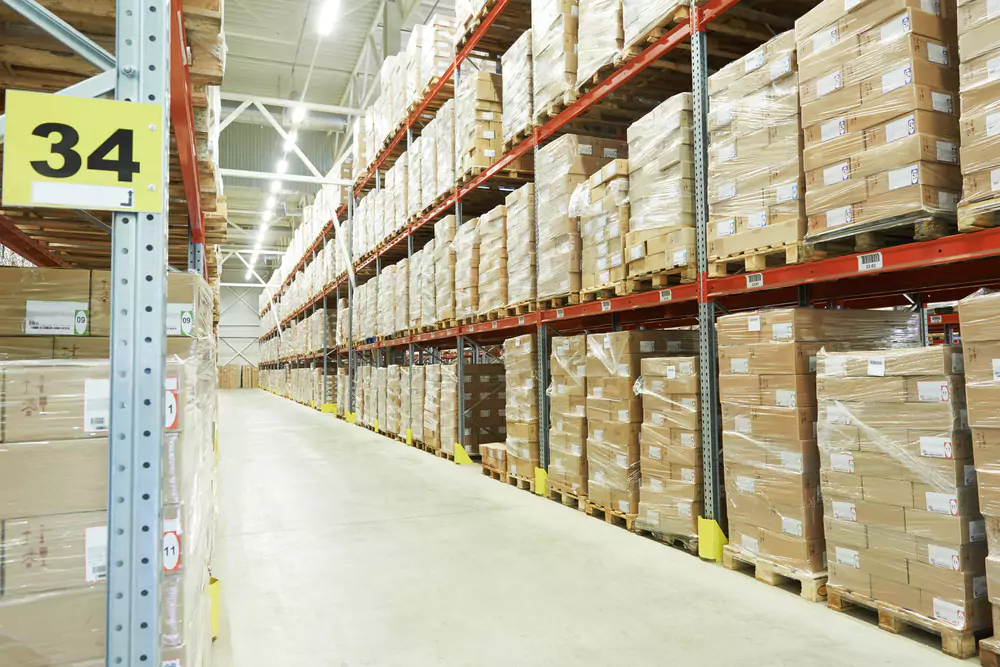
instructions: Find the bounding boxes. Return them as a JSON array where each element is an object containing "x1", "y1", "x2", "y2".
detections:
[
  {"x1": 30, "y1": 122, "x2": 81, "y2": 177},
  {"x1": 30, "y1": 124, "x2": 139, "y2": 182},
  {"x1": 87, "y1": 129, "x2": 140, "y2": 182}
]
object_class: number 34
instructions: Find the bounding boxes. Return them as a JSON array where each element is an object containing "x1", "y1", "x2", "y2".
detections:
[{"x1": 30, "y1": 123, "x2": 140, "y2": 182}]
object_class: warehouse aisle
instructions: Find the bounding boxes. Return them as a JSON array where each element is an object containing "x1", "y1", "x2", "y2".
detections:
[{"x1": 211, "y1": 390, "x2": 966, "y2": 667}]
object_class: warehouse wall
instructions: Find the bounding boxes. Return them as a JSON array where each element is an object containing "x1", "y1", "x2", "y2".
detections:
[{"x1": 218, "y1": 285, "x2": 263, "y2": 366}]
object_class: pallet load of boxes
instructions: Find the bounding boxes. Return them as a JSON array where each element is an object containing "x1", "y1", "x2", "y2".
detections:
[{"x1": 0, "y1": 267, "x2": 217, "y2": 666}]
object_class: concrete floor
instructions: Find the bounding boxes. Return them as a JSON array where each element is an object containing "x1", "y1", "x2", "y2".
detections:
[{"x1": 211, "y1": 389, "x2": 971, "y2": 667}]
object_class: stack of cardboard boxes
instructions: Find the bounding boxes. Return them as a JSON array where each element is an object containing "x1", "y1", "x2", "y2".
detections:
[
  {"x1": 718, "y1": 307, "x2": 917, "y2": 576},
  {"x1": 817, "y1": 345, "x2": 988, "y2": 633},
  {"x1": 409, "y1": 250, "x2": 424, "y2": 331},
  {"x1": 338, "y1": 368, "x2": 349, "y2": 418},
  {"x1": 636, "y1": 356, "x2": 703, "y2": 541},
  {"x1": 424, "y1": 364, "x2": 442, "y2": 450},
  {"x1": 421, "y1": 239, "x2": 437, "y2": 329},
  {"x1": 396, "y1": 258, "x2": 410, "y2": 335},
  {"x1": 956, "y1": 0, "x2": 1000, "y2": 229},
  {"x1": 455, "y1": 69, "x2": 503, "y2": 180},
  {"x1": 0, "y1": 268, "x2": 218, "y2": 666},
  {"x1": 453, "y1": 218, "x2": 481, "y2": 321},
  {"x1": 423, "y1": 14, "x2": 456, "y2": 94},
  {"x1": 435, "y1": 216, "x2": 458, "y2": 324},
  {"x1": 378, "y1": 265, "x2": 395, "y2": 337},
  {"x1": 625, "y1": 94, "x2": 696, "y2": 280},
  {"x1": 481, "y1": 442, "x2": 509, "y2": 476},
  {"x1": 409, "y1": 136, "x2": 423, "y2": 220},
  {"x1": 536, "y1": 134, "x2": 628, "y2": 301},
  {"x1": 586, "y1": 330, "x2": 699, "y2": 515},
  {"x1": 532, "y1": 0, "x2": 578, "y2": 122},
  {"x1": 421, "y1": 118, "x2": 438, "y2": 210},
  {"x1": 505, "y1": 334, "x2": 539, "y2": 480},
  {"x1": 502, "y1": 29, "x2": 533, "y2": 146},
  {"x1": 409, "y1": 365, "x2": 425, "y2": 443},
  {"x1": 376, "y1": 366, "x2": 388, "y2": 432},
  {"x1": 548, "y1": 335, "x2": 588, "y2": 496},
  {"x1": 578, "y1": 159, "x2": 630, "y2": 292},
  {"x1": 358, "y1": 365, "x2": 370, "y2": 426},
  {"x1": 576, "y1": 0, "x2": 623, "y2": 87},
  {"x1": 505, "y1": 184, "x2": 536, "y2": 307},
  {"x1": 387, "y1": 364, "x2": 402, "y2": 436},
  {"x1": 795, "y1": 0, "x2": 961, "y2": 240},
  {"x1": 477, "y1": 205, "x2": 508, "y2": 316},
  {"x1": 707, "y1": 31, "x2": 807, "y2": 263},
  {"x1": 436, "y1": 99, "x2": 456, "y2": 200},
  {"x1": 439, "y1": 364, "x2": 459, "y2": 453},
  {"x1": 958, "y1": 291, "x2": 1000, "y2": 639},
  {"x1": 622, "y1": 0, "x2": 686, "y2": 52}
]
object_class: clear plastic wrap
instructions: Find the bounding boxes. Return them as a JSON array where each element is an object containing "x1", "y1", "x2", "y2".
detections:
[
  {"x1": 956, "y1": 1, "x2": 1000, "y2": 228},
  {"x1": 531, "y1": 0, "x2": 578, "y2": 123},
  {"x1": 435, "y1": 217, "x2": 457, "y2": 323},
  {"x1": 634, "y1": 356, "x2": 702, "y2": 540},
  {"x1": 378, "y1": 267, "x2": 395, "y2": 337},
  {"x1": 400, "y1": 365, "x2": 410, "y2": 437},
  {"x1": 395, "y1": 257, "x2": 409, "y2": 335},
  {"x1": 410, "y1": 365, "x2": 425, "y2": 442},
  {"x1": 439, "y1": 364, "x2": 458, "y2": 451},
  {"x1": 409, "y1": 251, "x2": 424, "y2": 330},
  {"x1": 420, "y1": 119, "x2": 438, "y2": 211},
  {"x1": 424, "y1": 364, "x2": 442, "y2": 450},
  {"x1": 455, "y1": 69, "x2": 503, "y2": 179},
  {"x1": 453, "y1": 218, "x2": 480, "y2": 321},
  {"x1": 501, "y1": 29, "x2": 533, "y2": 145},
  {"x1": 622, "y1": 0, "x2": 686, "y2": 51},
  {"x1": 794, "y1": 2, "x2": 961, "y2": 240},
  {"x1": 536, "y1": 134, "x2": 628, "y2": 299},
  {"x1": 548, "y1": 335, "x2": 588, "y2": 495},
  {"x1": 576, "y1": 0, "x2": 623, "y2": 87},
  {"x1": 505, "y1": 334, "x2": 539, "y2": 475},
  {"x1": 375, "y1": 366, "x2": 388, "y2": 432},
  {"x1": 337, "y1": 368, "x2": 348, "y2": 417},
  {"x1": 423, "y1": 15, "x2": 456, "y2": 92},
  {"x1": 405, "y1": 25, "x2": 425, "y2": 111},
  {"x1": 504, "y1": 184, "x2": 537, "y2": 306},
  {"x1": 436, "y1": 99, "x2": 456, "y2": 200},
  {"x1": 815, "y1": 345, "x2": 988, "y2": 632},
  {"x1": 387, "y1": 364, "x2": 402, "y2": 436},
  {"x1": 707, "y1": 31, "x2": 807, "y2": 260},
  {"x1": 477, "y1": 205, "x2": 508, "y2": 316},
  {"x1": 408, "y1": 137, "x2": 423, "y2": 220},
  {"x1": 421, "y1": 239, "x2": 437, "y2": 328},
  {"x1": 576, "y1": 161, "x2": 630, "y2": 290}
]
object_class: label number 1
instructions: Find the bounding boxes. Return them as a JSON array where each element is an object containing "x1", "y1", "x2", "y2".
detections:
[{"x1": 30, "y1": 123, "x2": 140, "y2": 182}]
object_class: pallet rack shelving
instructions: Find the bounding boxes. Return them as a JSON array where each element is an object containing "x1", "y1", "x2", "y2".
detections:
[{"x1": 260, "y1": 0, "x2": 1000, "y2": 540}]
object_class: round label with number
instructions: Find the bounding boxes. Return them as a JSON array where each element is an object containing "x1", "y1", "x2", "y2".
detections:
[
  {"x1": 164, "y1": 389, "x2": 178, "y2": 429},
  {"x1": 163, "y1": 531, "x2": 181, "y2": 572},
  {"x1": 74, "y1": 309, "x2": 89, "y2": 336},
  {"x1": 180, "y1": 310, "x2": 194, "y2": 336}
]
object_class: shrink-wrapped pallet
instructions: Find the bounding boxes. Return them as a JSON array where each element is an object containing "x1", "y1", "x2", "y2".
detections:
[
  {"x1": 424, "y1": 364, "x2": 442, "y2": 450},
  {"x1": 577, "y1": 0, "x2": 623, "y2": 87},
  {"x1": 505, "y1": 184, "x2": 536, "y2": 307},
  {"x1": 548, "y1": 335, "x2": 588, "y2": 495},
  {"x1": 501, "y1": 29, "x2": 533, "y2": 146},
  {"x1": 453, "y1": 218, "x2": 481, "y2": 321},
  {"x1": 477, "y1": 206, "x2": 508, "y2": 316},
  {"x1": 532, "y1": 0, "x2": 578, "y2": 124},
  {"x1": 435, "y1": 216, "x2": 458, "y2": 323},
  {"x1": 505, "y1": 335, "x2": 539, "y2": 478}
]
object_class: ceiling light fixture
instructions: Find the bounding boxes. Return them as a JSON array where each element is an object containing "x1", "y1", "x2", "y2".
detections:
[
  {"x1": 270, "y1": 180, "x2": 281, "y2": 193},
  {"x1": 276, "y1": 159, "x2": 288, "y2": 174},
  {"x1": 291, "y1": 104, "x2": 307, "y2": 124},
  {"x1": 317, "y1": 0, "x2": 339, "y2": 36},
  {"x1": 283, "y1": 131, "x2": 298, "y2": 152},
  {"x1": 265, "y1": 196, "x2": 276, "y2": 209}
]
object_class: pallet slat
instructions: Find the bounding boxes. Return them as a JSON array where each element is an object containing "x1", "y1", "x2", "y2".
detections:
[{"x1": 722, "y1": 545, "x2": 827, "y2": 603}]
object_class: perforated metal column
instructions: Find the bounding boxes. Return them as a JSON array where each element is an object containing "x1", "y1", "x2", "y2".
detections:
[
  {"x1": 536, "y1": 325, "x2": 551, "y2": 469},
  {"x1": 106, "y1": 0, "x2": 169, "y2": 664}
]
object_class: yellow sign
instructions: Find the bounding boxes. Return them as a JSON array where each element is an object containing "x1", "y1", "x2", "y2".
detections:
[{"x1": 2, "y1": 90, "x2": 165, "y2": 213}]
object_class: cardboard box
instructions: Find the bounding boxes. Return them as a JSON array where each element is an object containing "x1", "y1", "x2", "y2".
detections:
[
  {"x1": 2, "y1": 511, "x2": 107, "y2": 597},
  {"x1": 0, "y1": 438, "x2": 108, "y2": 520},
  {"x1": 0, "y1": 268, "x2": 94, "y2": 337}
]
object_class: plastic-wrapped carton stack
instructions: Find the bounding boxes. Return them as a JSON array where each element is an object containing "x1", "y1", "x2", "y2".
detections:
[
  {"x1": 548, "y1": 335, "x2": 588, "y2": 496},
  {"x1": 635, "y1": 356, "x2": 702, "y2": 541},
  {"x1": 587, "y1": 330, "x2": 699, "y2": 515},
  {"x1": 502, "y1": 29, "x2": 533, "y2": 147},
  {"x1": 410, "y1": 365, "x2": 425, "y2": 443},
  {"x1": 378, "y1": 266, "x2": 395, "y2": 337},
  {"x1": 462, "y1": 363, "x2": 507, "y2": 458},
  {"x1": 423, "y1": 15, "x2": 456, "y2": 91},
  {"x1": 358, "y1": 365, "x2": 369, "y2": 425},
  {"x1": 390, "y1": 154, "x2": 409, "y2": 236},
  {"x1": 409, "y1": 136, "x2": 423, "y2": 219},
  {"x1": 505, "y1": 334, "x2": 539, "y2": 480},
  {"x1": 440, "y1": 364, "x2": 459, "y2": 452},
  {"x1": 338, "y1": 368, "x2": 348, "y2": 417},
  {"x1": 376, "y1": 366, "x2": 388, "y2": 432},
  {"x1": 958, "y1": 291, "x2": 1000, "y2": 643},
  {"x1": 817, "y1": 345, "x2": 987, "y2": 634},
  {"x1": 707, "y1": 31, "x2": 806, "y2": 264},
  {"x1": 409, "y1": 250, "x2": 423, "y2": 330},
  {"x1": 795, "y1": 1, "x2": 961, "y2": 241},
  {"x1": 718, "y1": 307, "x2": 917, "y2": 577},
  {"x1": 453, "y1": 218, "x2": 480, "y2": 321},
  {"x1": 405, "y1": 26, "x2": 424, "y2": 111},
  {"x1": 481, "y1": 442, "x2": 509, "y2": 475},
  {"x1": 387, "y1": 364, "x2": 402, "y2": 436},
  {"x1": 577, "y1": 0, "x2": 623, "y2": 86},
  {"x1": 505, "y1": 184, "x2": 536, "y2": 307},
  {"x1": 477, "y1": 205, "x2": 508, "y2": 316},
  {"x1": 577, "y1": 159, "x2": 630, "y2": 291},
  {"x1": 456, "y1": 69, "x2": 503, "y2": 180},
  {"x1": 392, "y1": 54, "x2": 407, "y2": 129},
  {"x1": 956, "y1": 2, "x2": 1000, "y2": 230},
  {"x1": 532, "y1": 0, "x2": 578, "y2": 123},
  {"x1": 435, "y1": 216, "x2": 458, "y2": 323},
  {"x1": 399, "y1": 366, "x2": 411, "y2": 439},
  {"x1": 421, "y1": 239, "x2": 437, "y2": 328},
  {"x1": 623, "y1": 0, "x2": 686, "y2": 51},
  {"x1": 395, "y1": 257, "x2": 409, "y2": 335},
  {"x1": 436, "y1": 99, "x2": 456, "y2": 200},
  {"x1": 424, "y1": 364, "x2": 442, "y2": 450},
  {"x1": 352, "y1": 116, "x2": 368, "y2": 180},
  {"x1": 421, "y1": 118, "x2": 438, "y2": 209},
  {"x1": 536, "y1": 134, "x2": 628, "y2": 301}
]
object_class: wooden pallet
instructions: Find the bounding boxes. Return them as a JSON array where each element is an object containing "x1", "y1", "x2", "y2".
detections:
[
  {"x1": 585, "y1": 500, "x2": 637, "y2": 531},
  {"x1": 536, "y1": 293, "x2": 580, "y2": 311},
  {"x1": 545, "y1": 481, "x2": 586, "y2": 511},
  {"x1": 458, "y1": 165, "x2": 531, "y2": 186},
  {"x1": 619, "y1": 266, "x2": 696, "y2": 294},
  {"x1": 436, "y1": 449, "x2": 455, "y2": 462},
  {"x1": 507, "y1": 300, "x2": 537, "y2": 316},
  {"x1": 806, "y1": 213, "x2": 957, "y2": 261},
  {"x1": 722, "y1": 545, "x2": 827, "y2": 603},
  {"x1": 621, "y1": 4, "x2": 691, "y2": 53},
  {"x1": 580, "y1": 284, "x2": 620, "y2": 303},
  {"x1": 501, "y1": 125, "x2": 534, "y2": 154},
  {"x1": 532, "y1": 89, "x2": 580, "y2": 127},
  {"x1": 408, "y1": 325, "x2": 435, "y2": 335},
  {"x1": 958, "y1": 202, "x2": 1000, "y2": 233},
  {"x1": 708, "y1": 244, "x2": 804, "y2": 278},
  {"x1": 482, "y1": 463, "x2": 509, "y2": 483},
  {"x1": 633, "y1": 528, "x2": 699, "y2": 556},
  {"x1": 979, "y1": 636, "x2": 1000, "y2": 665},
  {"x1": 826, "y1": 584, "x2": 980, "y2": 659},
  {"x1": 507, "y1": 472, "x2": 536, "y2": 493}
]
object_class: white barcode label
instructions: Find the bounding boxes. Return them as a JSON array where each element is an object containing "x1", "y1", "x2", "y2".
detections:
[
  {"x1": 920, "y1": 436, "x2": 954, "y2": 459},
  {"x1": 578, "y1": 144, "x2": 593, "y2": 156},
  {"x1": 735, "y1": 416, "x2": 752, "y2": 434},
  {"x1": 937, "y1": 141, "x2": 958, "y2": 163},
  {"x1": 570, "y1": 443, "x2": 582, "y2": 456},
  {"x1": 926, "y1": 492, "x2": 959, "y2": 515},
  {"x1": 672, "y1": 249, "x2": 688, "y2": 266},
  {"x1": 652, "y1": 379, "x2": 666, "y2": 392},
  {"x1": 824, "y1": 162, "x2": 850, "y2": 186},
  {"x1": 858, "y1": 252, "x2": 883, "y2": 272},
  {"x1": 618, "y1": 409, "x2": 630, "y2": 422},
  {"x1": 556, "y1": 308, "x2": 565, "y2": 318},
  {"x1": 717, "y1": 219, "x2": 736, "y2": 237},
  {"x1": 601, "y1": 300, "x2": 611, "y2": 312},
  {"x1": 678, "y1": 502, "x2": 693, "y2": 518},
  {"x1": 776, "y1": 182, "x2": 799, "y2": 203},
  {"x1": 836, "y1": 546, "x2": 861, "y2": 568},
  {"x1": 659, "y1": 289, "x2": 672, "y2": 302},
  {"x1": 775, "y1": 389, "x2": 797, "y2": 407},
  {"x1": 629, "y1": 244, "x2": 643, "y2": 260},
  {"x1": 888, "y1": 165, "x2": 919, "y2": 191},
  {"x1": 84, "y1": 377, "x2": 111, "y2": 433},
  {"x1": 927, "y1": 42, "x2": 948, "y2": 66},
  {"x1": 844, "y1": 0, "x2": 861, "y2": 9},
  {"x1": 917, "y1": 380, "x2": 950, "y2": 402},
  {"x1": 25, "y1": 300, "x2": 90, "y2": 335},
  {"x1": 746, "y1": 273, "x2": 764, "y2": 289},
  {"x1": 988, "y1": 113, "x2": 1000, "y2": 139},
  {"x1": 664, "y1": 366, "x2": 676, "y2": 381},
  {"x1": 748, "y1": 211, "x2": 767, "y2": 229},
  {"x1": 742, "y1": 534, "x2": 760, "y2": 553},
  {"x1": 163, "y1": 660, "x2": 181, "y2": 667},
  {"x1": 972, "y1": 520, "x2": 987, "y2": 542},
  {"x1": 880, "y1": 14, "x2": 911, "y2": 43},
  {"x1": 932, "y1": 91, "x2": 953, "y2": 114},
  {"x1": 833, "y1": 501, "x2": 857, "y2": 522},
  {"x1": 992, "y1": 168, "x2": 1000, "y2": 192},
  {"x1": 649, "y1": 445, "x2": 662, "y2": 460},
  {"x1": 882, "y1": 62, "x2": 913, "y2": 94},
  {"x1": 618, "y1": 499, "x2": 630, "y2": 513},
  {"x1": 745, "y1": 50, "x2": 765, "y2": 73},
  {"x1": 821, "y1": 118, "x2": 847, "y2": 142},
  {"x1": 816, "y1": 70, "x2": 843, "y2": 97},
  {"x1": 747, "y1": 315, "x2": 761, "y2": 332},
  {"x1": 483, "y1": 130, "x2": 496, "y2": 140},
  {"x1": 85, "y1": 525, "x2": 108, "y2": 582},
  {"x1": 484, "y1": 149, "x2": 496, "y2": 158},
  {"x1": 771, "y1": 57, "x2": 792, "y2": 80},
  {"x1": 681, "y1": 432, "x2": 696, "y2": 447},
  {"x1": 885, "y1": 114, "x2": 916, "y2": 143},
  {"x1": 867, "y1": 357, "x2": 886, "y2": 376},
  {"x1": 781, "y1": 451, "x2": 803, "y2": 473},
  {"x1": 652, "y1": 412, "x2": 665, "y2": 426},
  {"x1": 826, "y1": 205, "x2": 853, "y2": 228},
  {"x1": 932, "y1": 598, "x2": 967, "y2": 629},
  {"x1": 731, "y1": 358, "x2": 750, "y2": 374},
  {"x1": 483, "y1": 111, "x2": 495, "y2": 121},
  {"x1": 615, "y1": 453, "x2": 628, "y2": 468},
  {"x1": 782, "y1": 516, "x2": 804, "y2": 537},
  {"x1": 773, "y1": 323, "x2": 793, "y2": 340},
  {"x1": 812, "y1": 26, "x2": 839, "y2": 54},
  {"x1": 640, "y1": 340, "x2": 655, "y2": 353},
  {"x1": 831, "y1": 452, "x2": 855, "y2": 473},
  {"x1": 681, "y1": 468, "x2": 696, "y2": 483},
  {"x1": 928, "y1": 543, "x2": 961, "y2": 571},
  {"x1": 604, "y1": 148, "x2": 619, "y2": 159},
  {"x1": 989, "y1": 0, "x2": 1000, "y2": 19},
  {"x1": 717, "y1": 181, "x2": 737, "y2": 201},
  {"x1": 650, "y1": 478, "x2": 664, "y2": 492},
  {"x1": 715, "y1": 102, "x2": 734, "y2": 126}
]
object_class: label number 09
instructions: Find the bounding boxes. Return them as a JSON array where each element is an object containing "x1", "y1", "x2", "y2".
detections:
[{"x1": 30, "y1": 123, "x2": 140, "y2": 182}]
